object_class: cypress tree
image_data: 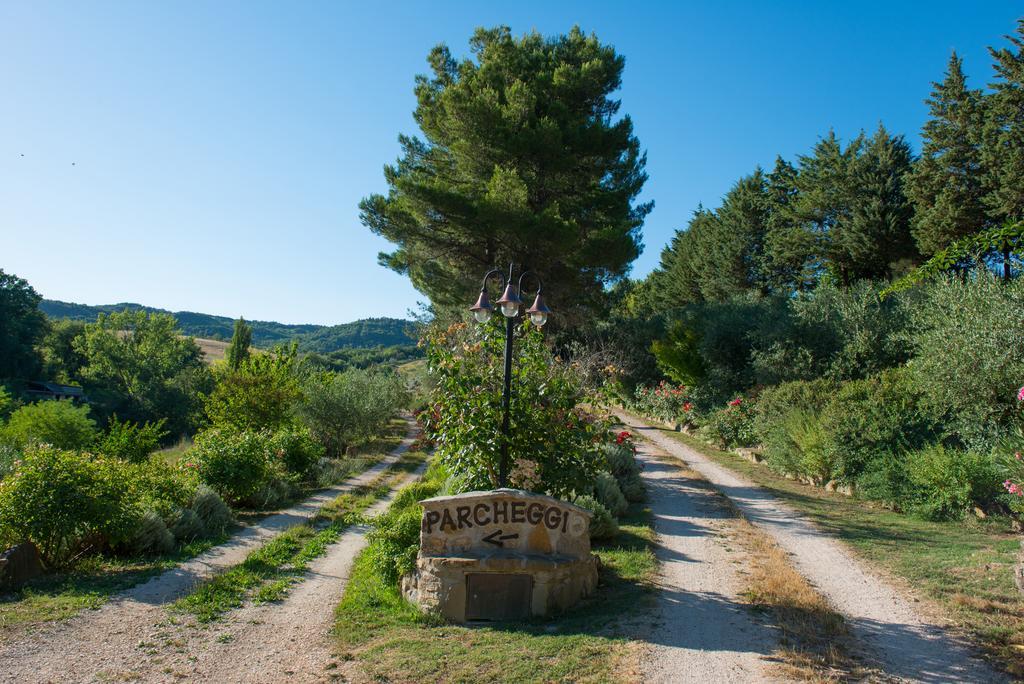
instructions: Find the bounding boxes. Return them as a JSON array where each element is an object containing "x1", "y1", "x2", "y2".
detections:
[
  {"x1": 225, "y1": 317, "x2": 252, "y2": 370},
  {"x1": 907, "y1": 52, "x2": 989, "y2": 255}
]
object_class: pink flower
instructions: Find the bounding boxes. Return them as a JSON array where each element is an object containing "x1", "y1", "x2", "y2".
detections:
[
  {"x1": 1018, "y1": 386, "x2": 1024, "y2": 402},
  {"x1": 1005, "y1": 480, "x2": 1024, "y2": 497}
]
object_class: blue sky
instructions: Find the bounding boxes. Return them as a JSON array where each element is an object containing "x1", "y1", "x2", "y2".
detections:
[{"x1": 1, "y1": 1, "x2": 1020, "y2": 324}]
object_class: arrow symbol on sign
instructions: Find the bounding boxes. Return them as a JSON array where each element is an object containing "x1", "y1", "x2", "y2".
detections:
[{"x1": 482, "y1": 530, "x2": 520, "y2": 547}]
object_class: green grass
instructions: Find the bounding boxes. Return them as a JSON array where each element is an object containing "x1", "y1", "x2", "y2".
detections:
[
  {"x1": 173, "y1": 452, "x2": 427, "y2": 622},
  {"x1": 653, "y1": 425, "x2": 1024, "y2": 678},
  {"x1": 332, "y1": 490, "x2": 656, "y2": 682},
  {"x1": 0, "y1": 536, "x2": 224, "y2": 636}
]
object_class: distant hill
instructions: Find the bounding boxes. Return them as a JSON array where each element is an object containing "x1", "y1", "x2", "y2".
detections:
[{"x1": 39, "y1": 300, "x2": 419, "y2": 353}]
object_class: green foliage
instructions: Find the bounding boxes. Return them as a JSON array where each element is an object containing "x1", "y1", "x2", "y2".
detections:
[
  {"x1": 3, "y1": 400, "x2": 98, "y2": 450},
  {"x1": 76, "y1": 309, "x2": 211, "y2": 436},
  {"x1": 630, "y1": 381, "x2": 693, "y2": 425},
  {"x1": 39, "y1": 319, "x2": 88, "y2": 383},
  {"x1": 423, "y1": 319, "x2": 605, "y2": 498},
  {"x1": 186, "y1": 428, "x2": 284, "y2": 507},
  {"x1": 97, "y1": 416, "x2": 168, "y2": 463},
  {"x1": 573, "y1": 494, "x2": 618, "y2": 540},
  {"x1": 982, "y1": 20, "x2": 1024, "y2": 223},
  {"x1": 127, "y1": 510, "x2": 175, "y2": 556},
  {"x1": 190, "y1": 485, "x2": 234, "y2": 537},
  {"x1": 904, "y1": 445, "x2": 1000, "y2": 520},
  {"x1": 366, "y1": 504, "x2": 426, "y2": 586},
  {"x1": 753, "y1": 378, "x2": 838, "y2": 451},
  {"x1": 268, "y1": 424, "x2": 325, "y2": 478},
  {"x1": 0, "y1": 446, "x2": 136, "y2": 567},
  {"x1": 206, "y1": 348, "x2": 302, "y2": 432},
  {"x1": 593, "y1": 472, "x2": 628, "y2": 517},
  {"x1": 699, "y1": 397, "x2": 757, "y2": 449},
  {"x1": 906, "y1": 276, "x2": 1024, "y2": 449},
  {"x1": 127, "y1": 457, "x2": 198, "y2": 520},
  {"x1": 906, "y1": 52, "x2": 991, "y2": 256},
  {"x1": 298, "y1": 367, "x2": 408, "y2": 456},
  {"x1": 0, "y1": 270, "x2": 45, "y2": 380},
  {"x1": 777, "y1": 410, "x2": 834, "y2": 485},
  {"x1": 225, "y1": 317, "x2": 253, "y2": 370},
  {"x1": 651, "y1": 322, "x2": 705, "y2": 386},
  {"x1": 360, "y1": 26, "x2": 651, "y2": 319}
]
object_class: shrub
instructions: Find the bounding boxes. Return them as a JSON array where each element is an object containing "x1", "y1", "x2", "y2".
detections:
[
  {"x1": 594, "y1": 472, "x2": 628, "y2": 517},
  {"x1": 0, "y1": 443, "x2": 19, "y2": 480},
  {"x1": 128, "y1": 510, "x2": 175, "y2": 556},
  {"x1": 423, "y1": 319, "x2": 607, "y2": 498},
  {"x1": 753, "y1": 378, "x2": 837, "y2": 450},
  {"x1": 817, "y1": 368, "x2": 935, "y2": 484},
  {"x1": 619, "y1": 473, "x2": 646, "y2": 503},
  {"x1": 779, "y1": 410, "x2": 834, "y2": 485},
  {"x1": 366, "y1": 505, "x2": 424, "y2": 585},
  {"x1": 268, "y1": 425, "x2": 325, "y2": 478},
  {"x1": 908, "y1": 276, "x2": 1024, "y2": 450},
  {"x1": 298, "y1": 368, "x2": 408, "y2": 456},
  {"x1": 98, "y1": 416, "x2": 168, "y2": 463},
  {"x1": 128, "y1": 457, "x2": 198, "y2": 520},
  {"x1": 574, "y1": 494, "x2": 618, "y2": 540},
  {"x1": 904, "y1": 444, "x2": 1000, "y2": 520},
  {"x1": 168, "y1": 508, "x2": 206, "y2": 542},
  {"x1": 190, "y1": 485, "x2": 233, "y2": 536},
  {"x1": 0, "y1": 446, "x2": 135, "y2": 567},
  {"x1": 700, "y1": 397, "x2": 757, "y2": 449},
  {"x1": 3, "y1": 400, "x2": 97, "y2": 450},
  {"x1": 187, "y1": 428, "x2": 281, "y2": 507},
  {"x1": 602, "y1": 442, "x2": 646, "y2": 502}
]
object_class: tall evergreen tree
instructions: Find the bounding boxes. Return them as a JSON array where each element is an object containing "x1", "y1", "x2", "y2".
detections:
[
  {"x1": 360, "y1": 26, "x2": 652, "y2": 320},
  {"x1": 843, "y1": 125, "x2": 918, "y2": 279},
  {"x1": 225, "y1": 317, "x2": 253, "y2": 370},
  {"x1": 907, "y1": 52, "x2": 989, "y2": 255},
  {"x1": 763, "y1": 157, "x2": 816, "y2": 292},
  {"x1": 983, "y1": 20, "x2": 1024, "y2": 223}
]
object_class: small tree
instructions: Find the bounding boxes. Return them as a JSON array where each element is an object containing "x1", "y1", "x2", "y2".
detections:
[
  {"x1": 225, "y1": 317, "x2": 252, "y2": 371},
  {"x1": 206, "y1": 345, "x2": 302, "y2": 432},
  {"x1": 3, "y1": 400, "x2": 97, "y2": 450},
  {"x1": 0, "y1": 270, "x2": 45, "y2": 380}
]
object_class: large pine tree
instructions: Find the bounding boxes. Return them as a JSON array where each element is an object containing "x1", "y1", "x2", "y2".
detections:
[
  {"x1": 983, "y1": 20, "x2": 1024, "y2": 223},
  {"x1": 907, "y1": 52, "x2": 989, "y2": 255},
  {"x1": 361, "y1": 27, "x2": 652, "y2": 320}
]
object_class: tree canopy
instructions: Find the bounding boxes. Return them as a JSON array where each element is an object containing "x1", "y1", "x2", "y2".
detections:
[
  {"x1": 0, "y1": 270, "x2": 45, "y2": 380},
  {"x1": 360, "y1": 26, "x2": 652, "y2": 320}
]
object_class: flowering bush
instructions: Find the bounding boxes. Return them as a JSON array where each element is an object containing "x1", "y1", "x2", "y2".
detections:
[
  {"x1": 700, "y1": 395, "x2": 758, "y2": 449},
  {"x1": 422, "y1": 319, "x2": 607, "y2": 498},
  {"x1": 631, "y1": 381, "x2": 693, "y2": 425}
]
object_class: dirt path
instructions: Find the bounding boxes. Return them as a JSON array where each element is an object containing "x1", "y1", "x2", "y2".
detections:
[
  {"x1": 618, "y1": 411, "x2": 1005, "y2": 684},
  {"x1": 0, "y1": 419, "x2": 417, "y2": 684},
  {"x1": 633, "y1": 434, "x2": 782, "y2": 683}
]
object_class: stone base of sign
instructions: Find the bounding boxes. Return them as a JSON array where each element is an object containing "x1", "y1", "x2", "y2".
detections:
[
  {"x1": 403, "y1": 488, "x2": 598, "y2": 622},
  {"x1": 402, "y1": 551, "x2": 598, "y2": 622}
]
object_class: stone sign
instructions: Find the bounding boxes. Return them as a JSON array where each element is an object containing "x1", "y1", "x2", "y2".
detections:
[{"x1": 402, "y1": 489, "x2": 599, "y2": 622}]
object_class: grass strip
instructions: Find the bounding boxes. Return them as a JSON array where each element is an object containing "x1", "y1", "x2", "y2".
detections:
[
  {"x1": 332, "y1": 474, "x2": 657, "y2": 682},
  {"x1": 173, "y1": 451, "x2": 426, "y2": 622},
  {"x1": 652, "y1": 425, "x2": 1024, "y2": 678}
]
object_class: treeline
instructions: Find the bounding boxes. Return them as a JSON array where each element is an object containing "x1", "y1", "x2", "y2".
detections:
[
  {"x1": 611, "y1": 21, "x2": 1024, "y2": 521},
  {"x1": 0, "y1": 272, "x2": 411, "y2": 569},
  {"x1": 40, "y1": 299, "x2": 418, "y2": 352}
]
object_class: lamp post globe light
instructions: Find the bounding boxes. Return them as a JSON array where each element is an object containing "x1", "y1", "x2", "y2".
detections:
[{"x1": 469, "y1": 263, "x2": 551, "y2": 488}]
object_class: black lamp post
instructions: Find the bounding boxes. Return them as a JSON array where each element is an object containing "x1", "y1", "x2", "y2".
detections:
[{"x1": 469, "y1": 263, "x2": 551, "y2": 488}]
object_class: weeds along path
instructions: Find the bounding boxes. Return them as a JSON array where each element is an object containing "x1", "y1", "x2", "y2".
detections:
[
  {"x1": 617, "y1": 411, "x2": 1004, "y2": 684},
  {"x1": 0, "y1": 417, "x2": 418, "y2": 684},
  {"x1": 631, "y1": 426, "x2": 780, "y2": 683}
]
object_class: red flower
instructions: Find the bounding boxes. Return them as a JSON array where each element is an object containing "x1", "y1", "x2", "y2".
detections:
[
  {"x1": 683, "y1": 402, "x2": 693, "y2": 412},
  {"x1": 728, "y1": 398, "x2": 743, "y2": 407},
  {"x1": 616, "y1": 431, "x2": 632, "y2": 444}
]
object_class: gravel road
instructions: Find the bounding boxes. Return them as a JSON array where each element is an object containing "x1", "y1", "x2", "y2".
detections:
[
  {"x1": 0, "y1": 420, "x2": 417, "y2": 684},
  {"x1": 618, "y1": 411, "x2": 1005, "y2": 684},
  {"x1": 633, "y1": 434, "x2": 781, "y2": 683}
]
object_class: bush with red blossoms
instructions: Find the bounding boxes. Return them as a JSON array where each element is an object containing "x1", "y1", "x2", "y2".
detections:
[{"x1": 630, "y1": 381, "x2": 694, "y2": 425}]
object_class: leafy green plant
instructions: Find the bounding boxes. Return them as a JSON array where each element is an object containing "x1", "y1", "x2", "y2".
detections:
[
  {"x1": 699, "y1": 396, "x2": 757, "y2": 449},
  {"x1": 0, "y1": 446, "x2": 136, "y2": 567},
  {"x1": 98, "y1": 416, "x2": 168, "y2": 463},
  {"x1": 905, "y1": 444, "x2": 1000, "y2": 520},
  {"x1": 190, "y1": 485, "x2": 234, "y2": 536},
  {"x1": 782, "y1": 410, "x2": 833, "y2": 485},
  {"x1": 3, "y1": 400, "x2": 97, "y2": 450},
  {"x1": 186, "y1": 428, "x2": 283, "y2": 507},
  {"x1": 206, "y1": 348, "x2": 302, "y2": 432},
  {"x1": 127, "y1": 510, "x2": 175, "y2": 556},
  {"x1": 423, "y1": 319, "x2": 607, "y2": 498},
  {"x1": 594, "y1": 472, "x2": 628, "y2": 517},
  {"x1": 268, "y1": 424, "x2": 325, "y2": 478},
  {"x1": 573, "y1": 494, "x2": 618, "y2": 540}
]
